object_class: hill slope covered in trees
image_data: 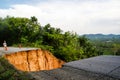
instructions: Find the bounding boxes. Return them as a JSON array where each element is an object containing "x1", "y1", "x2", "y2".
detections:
[{"x1": 85, "y1": 34, "x2": 120, "y2": 55}]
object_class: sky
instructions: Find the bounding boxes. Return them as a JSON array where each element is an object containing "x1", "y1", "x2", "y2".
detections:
[{"x1": 0, "y1": 0, "x2": 120, "y2": 35}]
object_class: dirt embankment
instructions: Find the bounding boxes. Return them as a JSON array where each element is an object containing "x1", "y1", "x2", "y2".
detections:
[{"x1": 4, "y1": 49, "x2": 65, "y2": 71}]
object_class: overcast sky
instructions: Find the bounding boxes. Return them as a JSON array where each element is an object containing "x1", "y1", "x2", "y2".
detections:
[{"x1": 0, "y1": 0, "x2": 120, "y2": 34}]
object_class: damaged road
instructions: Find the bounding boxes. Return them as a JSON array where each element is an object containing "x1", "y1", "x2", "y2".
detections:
[{"x1": 0, "y1": 47, "x2": 120, "y2": 80}]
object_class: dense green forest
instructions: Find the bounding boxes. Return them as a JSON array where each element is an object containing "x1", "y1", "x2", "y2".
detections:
[
  {"x1": 0, "y1": 16, "x2": 119, "y2": 62},
  {"x1": 85, "y1": 34, "x2": 120, "y2": 55}
]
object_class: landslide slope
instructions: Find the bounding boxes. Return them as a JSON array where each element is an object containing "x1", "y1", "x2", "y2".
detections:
[{"x1": 4, "y1": 49, "x2": 65, "y2": 71}]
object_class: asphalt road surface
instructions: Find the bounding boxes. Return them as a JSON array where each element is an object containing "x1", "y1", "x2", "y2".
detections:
[
  {"x1": 0, "y1": 47, "x2": 38, "y2": 56},
  {"x1": 29, "y1": 56, "x2": 120, "y2": 80}
]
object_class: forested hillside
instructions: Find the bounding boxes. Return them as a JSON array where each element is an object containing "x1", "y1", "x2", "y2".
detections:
[
  {"x1": 85, "y1": 34, "x2": 120, "y2": 55},
  {"x1": 0, "y1": 16, "x2": 99, "y2": 62}
]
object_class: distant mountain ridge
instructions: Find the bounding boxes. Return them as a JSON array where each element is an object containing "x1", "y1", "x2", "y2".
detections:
[{"x1": 84, "y1": 34, "x2": 120, "y2": 40}]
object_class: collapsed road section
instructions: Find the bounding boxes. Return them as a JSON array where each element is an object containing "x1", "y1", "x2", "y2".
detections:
[{"x1": 4, "y1": 49, "x2": 65, "y2": 71}]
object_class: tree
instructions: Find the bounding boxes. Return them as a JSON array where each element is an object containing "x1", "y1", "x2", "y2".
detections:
[
  {"x1": 116, "y1": 49, "x2": 120, "y2": 55},
  {"x1": 0, "y1": 16, "x2": 99, "y2": 62}
]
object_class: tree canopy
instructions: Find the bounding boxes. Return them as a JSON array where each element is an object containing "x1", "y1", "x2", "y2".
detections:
[{"x1": 0, "y1": 16, "x2": 99, "y2": 62}]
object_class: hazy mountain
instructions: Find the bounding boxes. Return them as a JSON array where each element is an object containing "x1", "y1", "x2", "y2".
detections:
[{"x1": 84, "y1": 34, "x2": 120, "y2": 40}]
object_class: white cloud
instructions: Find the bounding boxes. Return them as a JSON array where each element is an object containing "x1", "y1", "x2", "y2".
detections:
[{"x1": 0, "y1": 0, "x2": 120, "y2": 34}]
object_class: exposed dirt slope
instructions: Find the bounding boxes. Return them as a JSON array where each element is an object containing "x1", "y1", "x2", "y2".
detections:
[{"x1": 4, "y1": 49, "x2": 65, "y2": 71}]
